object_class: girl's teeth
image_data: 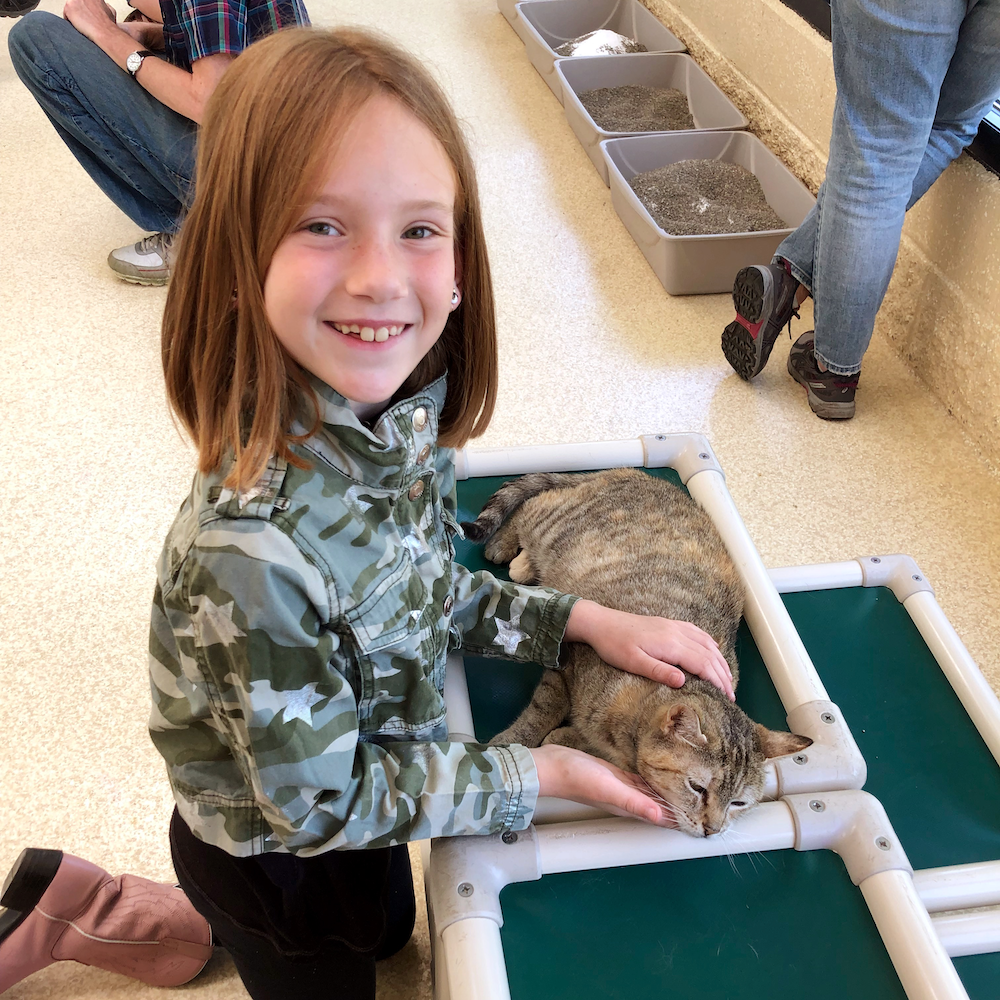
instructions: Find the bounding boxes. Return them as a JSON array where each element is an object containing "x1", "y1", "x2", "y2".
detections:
[{"x1": 332, "y1": 322, "x2": 406, "y2": 338}]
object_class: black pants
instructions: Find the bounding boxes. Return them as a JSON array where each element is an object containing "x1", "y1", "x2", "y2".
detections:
[{"x1": 169, "y1": 811, "x2": 416, "y2": 1000}]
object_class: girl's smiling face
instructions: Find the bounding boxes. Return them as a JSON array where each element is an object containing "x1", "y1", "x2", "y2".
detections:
[{"x1": 263, "y1": 93, "x2": 459, "y2": 416}]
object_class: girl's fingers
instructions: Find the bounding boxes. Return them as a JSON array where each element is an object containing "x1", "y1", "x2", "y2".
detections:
[
  {"x1": 652, "y1": 637, "x2": 734, "y2": 700},
  {"x1": 594, "y1": 766, "x2": 677, "y2": 827}
]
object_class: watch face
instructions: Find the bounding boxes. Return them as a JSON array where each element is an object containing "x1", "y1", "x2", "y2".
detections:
[{"x1": 127, "y1": 51, "x2": 143, "y2": 74}]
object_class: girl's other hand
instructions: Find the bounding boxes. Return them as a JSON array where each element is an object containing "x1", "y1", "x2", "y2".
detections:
[
  {"x1": 529, "y1": 744, "x2": 676, "y2": 827},
  {"x1": 565, "y1": 599, "x2": 735, "y2": 701}
]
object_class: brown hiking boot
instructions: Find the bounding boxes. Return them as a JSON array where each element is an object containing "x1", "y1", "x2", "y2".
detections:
[
  {"x1": 0, "y1": 848, "x2": 212, "y2": 993},
  {"x1": 786, "y1": 331, "x2": 859, "y2": 419}
]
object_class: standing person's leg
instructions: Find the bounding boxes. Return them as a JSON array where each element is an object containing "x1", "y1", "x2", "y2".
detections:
[
  {"x1": 721, "y1": 0, "x2": 1000, "y2": 397},
  {"x1": 806, "y1": 0, "x2": 980, "y2": 380},
  {"x1": 907, "y1": 0, "x2": 1000, "y2": 205},
  {"x1": 8, "y1": 12, "x2": 196, "y2": 279}
]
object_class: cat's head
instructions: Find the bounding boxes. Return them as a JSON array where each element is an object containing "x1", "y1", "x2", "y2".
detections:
[{"x1": 637, "y1": 700, "x2": 811, "y2": 837}]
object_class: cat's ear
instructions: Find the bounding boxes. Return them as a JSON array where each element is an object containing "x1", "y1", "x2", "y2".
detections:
[
  {"x1": 662, "y1": 704, "x2": 708, "y2": 748},
  {"x1": 755, "y1": 725, "x2": 813, "y2": 760}
]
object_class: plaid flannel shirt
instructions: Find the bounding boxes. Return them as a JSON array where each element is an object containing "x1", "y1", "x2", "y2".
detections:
[{"x1": 159, "y1": 0, "x2": 309, "y2": 72}]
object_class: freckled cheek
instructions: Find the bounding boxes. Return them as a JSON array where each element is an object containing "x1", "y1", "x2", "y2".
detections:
[{"x1": 411, "y1": 251, "x2": 457, "y2": 307}]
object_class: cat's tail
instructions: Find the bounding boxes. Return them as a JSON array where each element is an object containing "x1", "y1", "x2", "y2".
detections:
[{"x1": 462, "y1": 471, "x2": 602, "y2": 542}]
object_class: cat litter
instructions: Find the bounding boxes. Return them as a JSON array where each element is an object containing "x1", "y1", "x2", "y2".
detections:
[
  {"x1": 629, "y1": 159, "x2": 785, "y2": 236},
  {"x1": 578, "y1": 84, "x2": 694, "y2": 132},
  {"x1": 603, "y1": 131, "x2": 815, "y2": 294},
  {"x1": 515, "y1": 0, "x2": 684, "y2": 103},
  {"x1": 424, "y1": 434, "x2": 1000, "y2": 1000},
  {"x1": 556, "y1": 53, "x2": 747, "y2": 183},
  {"x1": 553, "y1": 29, "x2": 647, "y2": 56}
]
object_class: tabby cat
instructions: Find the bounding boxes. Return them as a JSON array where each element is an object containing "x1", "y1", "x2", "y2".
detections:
[{"x1": 464, "y1": 468, "x2": 811, "y2": 838}]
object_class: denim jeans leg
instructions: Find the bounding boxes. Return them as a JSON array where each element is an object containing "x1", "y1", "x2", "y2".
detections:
[
  {"x1": 907, "y1": 0, "x2": 1000, "y2": 205},
  {"x1": 8, "y1": 11, "x2": 197, "y2": 233},
  {"x1": 773, "y1": 202, "x2": 817, "y2": 291},
  {"x1": 807, "y1": 0, "x2": 994, "y2": 375}
]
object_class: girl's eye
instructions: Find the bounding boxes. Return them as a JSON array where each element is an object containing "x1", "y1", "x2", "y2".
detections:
[
  {"x1": 403, "y1": 226, "x2": 435, "y2": 240},
  {"x1": 306, "y1": 221, "x2": 340, "y2": 236}
]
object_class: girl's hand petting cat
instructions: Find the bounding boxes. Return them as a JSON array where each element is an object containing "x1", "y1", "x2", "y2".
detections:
[
  {"x1": 529, "y1": 744, "x2": 677, "y2": 827},
  {"x1": 565, "y1": 599, "x2": 735, "y2": 701}
]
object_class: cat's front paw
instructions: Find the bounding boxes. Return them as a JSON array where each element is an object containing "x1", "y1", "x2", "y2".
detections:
[{"x1": 508, "y1": 550, "x2": 536, "y2": 584}]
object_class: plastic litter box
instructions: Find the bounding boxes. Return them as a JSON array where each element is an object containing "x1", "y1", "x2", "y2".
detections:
[
  {"x1": 516, "y1": 0, "x2": 685, "y2": 103},
  {"x1": 498, "y1": 0, "x2": 556, "y2": 44},
  {"x1": 556, "y1": 51, "x2": 748, "y2": 182},
  {"x1": 603, "y1": 130, "x2": 815, "y2": 295}
]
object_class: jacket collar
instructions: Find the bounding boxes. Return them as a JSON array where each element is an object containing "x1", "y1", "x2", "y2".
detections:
[{"x1": 293, "y1": 374, "x2": 448, "y2": 491}]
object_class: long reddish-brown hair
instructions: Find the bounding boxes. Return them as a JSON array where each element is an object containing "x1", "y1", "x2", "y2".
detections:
[{"x1": 162, "y1": 27, "x2": 498, "y2": 491}]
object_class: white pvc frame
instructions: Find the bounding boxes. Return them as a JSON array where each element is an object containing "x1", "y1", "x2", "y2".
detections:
[{"x1": 426, "y1": 434, "x2": 1000, "y2": 1000}]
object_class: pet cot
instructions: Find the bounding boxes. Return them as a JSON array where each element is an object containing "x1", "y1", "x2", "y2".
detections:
[{"x1": 421, "y1": 434, "x2": 1000, "y2": 1000}]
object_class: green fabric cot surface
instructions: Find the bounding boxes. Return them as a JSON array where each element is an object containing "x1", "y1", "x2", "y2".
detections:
[{"x1": 454, "y1": 472, "x2": 1000, "y2": 1000}]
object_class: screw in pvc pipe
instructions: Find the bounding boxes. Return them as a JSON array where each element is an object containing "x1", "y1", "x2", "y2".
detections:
[
  {"x1": 820, "y1": 712, "x2": 836, "y2": 724},
  {"x1": 870, "y1": 557, "x2": 881, "y2": 563},
  {"x1": 502, "y1": 831, "x2": 518, "y2": 845},
  {"x1": 809, "y1": 800, "x2": 825, "y2": 812},
  {"x1": 457, "y1": 882, "x2": 474, "y2": 897},
  {"x1": 698, "y1": 453, "x2": 710, "y2": 460},
  {"x1": 793, "y1": 753, "x2": 809, "y2": 765},
  {"x1": 912, "y1": 574, "x2": 922, "y2": 581},
  {"x1": 655, "y1": 435, "x2": 666, "y2": 441},
  {"x1": 875, "y1": 837, "x2": 891, "y2": 852}
]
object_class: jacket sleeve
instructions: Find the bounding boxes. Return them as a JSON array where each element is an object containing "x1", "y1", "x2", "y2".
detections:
[
  {"x1": 152, "y1": 516, "x2": 539, "y2": 856},
  {"x1": 449, "y1": 563, "x2": 580, "y2": 668}
]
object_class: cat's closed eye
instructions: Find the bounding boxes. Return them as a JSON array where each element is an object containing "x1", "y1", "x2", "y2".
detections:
[
  {"x1": 686, "y1": 779, "x2": 706, "y2": 795},
  {"x1": 730, "y1": 800, "x2": 747, "y2": 808}
]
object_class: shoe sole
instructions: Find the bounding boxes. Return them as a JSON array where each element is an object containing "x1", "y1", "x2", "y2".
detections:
[
  {"x1": 721, "y1": 267, "x2": 786, "y2": 381},
  {"x1": 786, "y1": 353, "x2": 856, "y2": 420},
  {"x1": 0, "y1": 848, "x2": 63, "y2": 945},
  {"x1": 112, "y1": 272, "x2": 170, "y2": 286}
]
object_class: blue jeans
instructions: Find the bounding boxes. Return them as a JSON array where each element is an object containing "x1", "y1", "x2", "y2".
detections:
[
  {"x1": 8, "y1": 11, "x2": 197, "y2": 234},
  {"x1": 776, "y1": 0, "x2": 1000, "y2": 375}
]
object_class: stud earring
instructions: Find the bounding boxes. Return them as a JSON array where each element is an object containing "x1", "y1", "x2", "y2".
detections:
[{"x1": 451, "y1": 288, "x2": 461, "y2": 307}]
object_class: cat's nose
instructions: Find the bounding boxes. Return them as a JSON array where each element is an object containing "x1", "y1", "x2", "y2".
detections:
[{"x1": 703, "y1": 822, "x2": 721, "y2": 837}]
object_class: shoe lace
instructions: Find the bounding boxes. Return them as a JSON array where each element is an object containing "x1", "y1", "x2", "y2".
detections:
[
  {"x1": 136, "y1": 232, "x2": 174, "y2": 261},
  {"x1": 138, "y1": 232, "x2": 172, "y2": 254},
  {"x1": 787, "y1": 303, "x2": 800, "y2": 341}
]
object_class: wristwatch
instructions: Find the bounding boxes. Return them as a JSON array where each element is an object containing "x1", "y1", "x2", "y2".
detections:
[{"x1": 126, "y1": 49, "x2": 155, "y2": 77}]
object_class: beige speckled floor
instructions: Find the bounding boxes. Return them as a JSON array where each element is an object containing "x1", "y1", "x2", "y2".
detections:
[{"x1": 1, "y1": 2, "x2": 998, "y2": 998}]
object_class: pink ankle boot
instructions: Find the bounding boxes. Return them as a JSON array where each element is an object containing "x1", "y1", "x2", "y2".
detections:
[{"x1": 0, "y1": 848, "x2": 213, "y2": 993}]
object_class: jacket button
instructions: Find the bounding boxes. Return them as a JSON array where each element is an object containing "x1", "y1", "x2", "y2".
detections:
[
  {"x1": 443, "y1": 595, "x2": 454, "y2": 615},
  {"x1": 417, "y1": 444, "x2": 431, "y2": 463},
  {"x1": 412, "y1": 407, "x2": 428, "y2": 432},
  {"x1": 408, "y1": 479, "x2": 425, "y2": 501}
]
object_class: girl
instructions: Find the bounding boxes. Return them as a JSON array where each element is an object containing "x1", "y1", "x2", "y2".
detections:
[{"x1": 0, "y1": 26, "x2": 732, "y2": 1000}]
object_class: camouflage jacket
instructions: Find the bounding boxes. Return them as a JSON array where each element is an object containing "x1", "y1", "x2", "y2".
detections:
[{"x1": 148, "y1": 375, "x2": 579, "y2": 856}]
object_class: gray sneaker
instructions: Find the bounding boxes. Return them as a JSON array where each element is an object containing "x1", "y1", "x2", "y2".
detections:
[{"x1": 107, "y1": 232, "x2": 174, "y2": 285}]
